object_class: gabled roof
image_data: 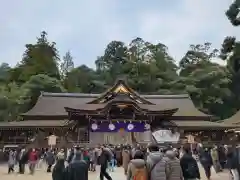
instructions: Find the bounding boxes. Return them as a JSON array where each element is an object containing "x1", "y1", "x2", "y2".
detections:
[
  {"x1": 23, "y1": 93, "x2": 209, "y2": 119},
  {"x1": 88, "y1": 78, "x2": 153, "y2": 104},
  {"x1": 22, "y1": 79, "x2": 210, "y2": 119}
]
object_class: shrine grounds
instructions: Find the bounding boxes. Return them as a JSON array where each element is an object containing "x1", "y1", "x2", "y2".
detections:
[{"x1": 0, "y1": 163, "x2": 232, "y2": 180}]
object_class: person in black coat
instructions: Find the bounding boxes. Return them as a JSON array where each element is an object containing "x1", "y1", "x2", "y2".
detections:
[
  {"x1": 227, "y1": 150, "x2": 239, "y2": 180},
  {"x1": 99, "y1": 146, "x2": 112, "y2": 180},
  {"x1": 65, "y1": 150, "x2": 88, "y2": 180},
  {"x1": 180, "y1": 146, "x2": 200, "y2": 180},
  {"x1": 18, "y1": 148, "x2": 28, "y2": 174},
  {"x1": 52, "y1": 159, "x2": 65, "y2": 180},
  {"x1": 218, "y1": 145, "x2": 226, "y2": 169},
  {"x1": 199, "y1": 148, "x2": 213, "y2": 180},
  {"x1": 46, "y1": 149, "x2": 55, "y2": 172}
]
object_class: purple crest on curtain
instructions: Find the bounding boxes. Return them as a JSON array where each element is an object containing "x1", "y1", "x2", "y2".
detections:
[{"x1": 90, "y1": 121, "x2": 148, "y2": 132}]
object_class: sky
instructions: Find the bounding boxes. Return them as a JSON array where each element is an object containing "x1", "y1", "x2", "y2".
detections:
[{"x1": 0, "y1": 0, "x2": 239, "y2": 68}]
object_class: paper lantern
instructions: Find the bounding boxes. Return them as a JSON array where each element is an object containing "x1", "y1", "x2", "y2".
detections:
[
  {"x1": 127, "y1": 123, "x2": 134, "y2": 131},
  {"x1": 91, "y1": 123, "x2": 98, "y2": 130},
  {"x1": 108, "y1": 123, "x2": 115, "y2": 131}
]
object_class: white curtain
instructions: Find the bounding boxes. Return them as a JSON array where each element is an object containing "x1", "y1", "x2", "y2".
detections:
[{"x1": 104, "y1": 132, "x2": 132, "y2": 145}]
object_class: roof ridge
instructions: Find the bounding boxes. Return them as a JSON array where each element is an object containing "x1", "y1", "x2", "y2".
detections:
[
  {"x1": 41, "y1": 92, "x2": 189, "y2": 99},
  {"x1": 42, "y1": 92, "x2": 100, "y2": 98},
  {"x1": 142, "y1": 94, "x2": 189, "y2": 99}
]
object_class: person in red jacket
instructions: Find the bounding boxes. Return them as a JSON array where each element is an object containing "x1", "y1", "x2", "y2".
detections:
[{"x1": 28, "y1": 148, "x2": 38, "y2": 175}]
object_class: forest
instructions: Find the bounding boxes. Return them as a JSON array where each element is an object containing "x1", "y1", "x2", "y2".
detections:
[{"x1": 0, "y1": 3, "x2": 240, "y2": 122}]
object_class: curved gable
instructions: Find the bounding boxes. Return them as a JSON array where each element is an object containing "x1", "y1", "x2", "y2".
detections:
[{"x1": 88, "y1": 78, "x2": 153, "y2": 104}]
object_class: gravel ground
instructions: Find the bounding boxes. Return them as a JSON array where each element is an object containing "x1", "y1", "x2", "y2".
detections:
[{"x1": 0, "y1": 163, "x2": 232, "y2": 180}]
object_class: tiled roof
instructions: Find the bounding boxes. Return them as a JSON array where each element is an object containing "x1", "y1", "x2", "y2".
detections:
[
  {"x1": 0, "y1": 120, "x2": 70, "y2": 128},
  {"x1": 22, "y1": 79, "x2": 210, "y2": 119},
  {"x1": 171, "y1": 120, "x2": 235, "y2": 129},
  {"x1": 22, "y1": 92, "x2": 209, "y2": 118}
]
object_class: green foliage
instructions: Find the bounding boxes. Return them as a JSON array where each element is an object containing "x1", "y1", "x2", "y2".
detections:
[
  {"x1": 63, "y1": 65, "x2": 103, "y2": 93},
  {"x1": 9, "y1": 31, "x2": 60, "y2": 84},
  {"x1": 0, "y1": 83, "x2": 30, "y2": 121},
  {"x1": 184, "y1": 62, "x2": 232, "y2": 118},
  {"x1": 60, "y1": 51, "x2": 74, "y2": 78},
  {"x1": 22, "y1": 74, "x2": 66, "y2": 109},
  {"x1": 2, "y1": 32, "x2": 240, "y2": 121},
  {"x1": 226, "y1": 0, "x2": 240, "y2": 26},
  {"x1": 0, "y1": 63, "x2": 11, "y2": 84},
  {"x1": 179, "y1": 43, "x2": 235, "y2": 118}
]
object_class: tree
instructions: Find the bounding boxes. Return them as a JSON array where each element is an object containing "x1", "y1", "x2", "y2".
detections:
[
  {"x1": 0, "y1": 63, "x2": 11, "y2": 84},
  {"x1": 60, "y1": 51, "x2": 74, "y2": 78},
  {"x1": 9, "y1": 31, "x2": 60, "y2": 84},
  {"x1": 184, "y1": 61, "x2": 232, "y2": 118},
  {"x1": 64, "y1": 65, "x2": 104, "y2": 93},
  {"x1": 126, "y1": 38, "x2": 184, "y2": 94},
  {"x1": 95, "y1": 40, "x2": 129, "y2": 84},
  {"x1": 179, "y1": 43, "x2": 233, "y2": 118},
  {"x1": 220, "y1": 37, "x2": 240, "y2": 73},
  {"x1": 226, "y1": 0, "x2": 240, "y2": 26},
  {"x1": 220, "y1": 36, "x2": 240, "y2": 113},
  {"x1": 0, "y1": 83, "x2": 30, "y2": 121},
  {"x1": 2, "y1": 32, "x2": 240, "y2": 120},
  {"x1": 95, "y1": 38, "x2": 186, "y2": 94},
  {"x1": 179, "y1": 43, "x2": 218, "y2": 72},
  {"x1": 22, "y1": 74, "x2": 66, "y2": 109}
]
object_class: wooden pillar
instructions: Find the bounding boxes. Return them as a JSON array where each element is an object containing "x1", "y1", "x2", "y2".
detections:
[{"x1": 131, "y1": 132, "x2": 136, "y2": 144}]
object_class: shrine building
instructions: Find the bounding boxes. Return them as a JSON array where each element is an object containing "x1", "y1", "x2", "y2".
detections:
[{"x1": 0, "y1": 79, "x2": 235, "y2": 147}]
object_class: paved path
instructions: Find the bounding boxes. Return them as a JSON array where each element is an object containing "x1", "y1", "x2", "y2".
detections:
[{"x1": 0, "y1": 164, "x2": 232, "y2": 180}]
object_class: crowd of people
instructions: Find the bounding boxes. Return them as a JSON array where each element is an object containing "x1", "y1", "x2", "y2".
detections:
[{"x1": 4, "y1": 143, "x2": 240, "y2": 180}]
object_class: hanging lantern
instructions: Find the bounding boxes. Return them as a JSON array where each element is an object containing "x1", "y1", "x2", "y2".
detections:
[
  {"x1": 91, "y1": 123, "x2": 98, "y2": 131},
  {"x1": 127, "y1": 123, "x2": 134, "y2": 131},
  {"x1": 144, "y1": 123, "x2": 150, "y2": 130},
  {"x1": 108, "y1": 123, "x2": 115, "y2": 131}
]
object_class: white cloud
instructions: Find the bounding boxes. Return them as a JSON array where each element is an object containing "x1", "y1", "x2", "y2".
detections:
[
  {"x1": 137, "y1": 0, "x2": 239, "y2": 64},
  {"x1": 0, "y1": 0, "x2": 238, "y2": 67}
]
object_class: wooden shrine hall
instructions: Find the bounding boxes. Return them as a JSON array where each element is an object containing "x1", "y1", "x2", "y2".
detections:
[{"x1": 0, "y1": 79, "x2": 235, "y2": 147}]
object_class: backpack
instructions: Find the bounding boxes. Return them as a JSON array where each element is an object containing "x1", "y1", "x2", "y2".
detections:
[
  {"x1": 149, "y1": 159, "x2": 163, "y2": 180},
  {"x1": 133, "y1": 166, "x2": 148, "y2": 180}
]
